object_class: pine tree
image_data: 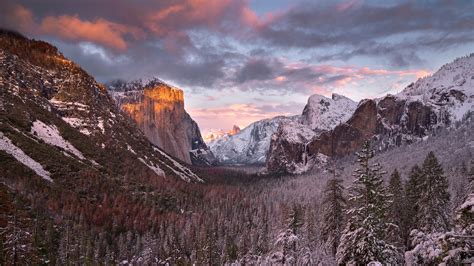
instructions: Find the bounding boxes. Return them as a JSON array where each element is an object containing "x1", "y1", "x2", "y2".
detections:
[
  {"x1": 403, "y1": 164, "x2": 423, "y2": 245},
  {"x1": 270, "y1": 204, "x2": 304, "y2": 265},
  {"x1": 336, "y1": 141, "x2": 400, "y2": 265},
  {"x1": 387, "y1": 169, "x2": 404, "y2": 246},
  {"x1": 321, "y1": 169, "x2": 346, "y2": 256},
  {"x1": 417, "y1": 152, "x2": 451, "y2": 233}
]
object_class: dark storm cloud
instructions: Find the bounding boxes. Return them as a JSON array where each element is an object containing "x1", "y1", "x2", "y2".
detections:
[
  {"x1": 236, "y1": 58, "x2": 278, "y2": 83},
  {"x1": 256, "y1": 0, "x2": 474, "y2": 66}
]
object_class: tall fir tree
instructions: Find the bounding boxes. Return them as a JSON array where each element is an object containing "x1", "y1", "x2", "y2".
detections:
[
  {"x1": 387, "y1": 169, "x2": 404, "y2": 246},
  {"x1": 403, "y1": 164, "x2": 423, "y2": 245},
  {"x1": 416, "y1": 152, "x2": 451, "y2": 233},
  {"x1": 336, "y1": 141, "x2": 400, "y2": 265},
  {"x1": 321, "y1": 169, "x2": 346, "y2": 256}
]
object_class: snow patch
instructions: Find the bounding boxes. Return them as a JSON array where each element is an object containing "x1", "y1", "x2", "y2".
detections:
[
  {"x1": 0, "y1": 133, "x2": 52, "y2": 182},
  {"x1": 31, "y1": 120, "x2": 85, "y2": 160},
  {"x1": 153, "y1": 147, "x2": 203, "y2": 182},
  {"x1": 138, "y1": 158, "x2": 165, "y2": 177},
  {"x1": 97, "y1": 118, "x2": 105, "y2": 134},
  {"x1": 127, "y1": 144, "x2": 137, "y2": 155}
]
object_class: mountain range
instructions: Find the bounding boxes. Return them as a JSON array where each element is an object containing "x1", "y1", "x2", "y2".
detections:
[
  {"x1": 209, "y1": 54, "x2": 473, "y2": 174},
  {"x1": 1, "y1": 29, "x2": 473, "y2": 178}
]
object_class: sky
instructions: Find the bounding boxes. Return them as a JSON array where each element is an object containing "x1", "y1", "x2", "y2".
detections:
[{"x1": 1, "y1": 0, "x2": 473, "y2": 133}]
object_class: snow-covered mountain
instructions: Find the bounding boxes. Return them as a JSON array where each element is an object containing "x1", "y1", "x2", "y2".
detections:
[
  {"x1": 209, "y1": 93, "x2": 357, "y2": 165},
  {"x1": 397, "y1": 54, "x2": 474, "y2": 122},
  {"x1": 209, "y1": 116, "x2": 298, "y2": 164},
  {"x1": 300, "y1": 93, "x2": 357, "y2": 131},
  {"x1": 266, "y1": 54, "x2": 474, "y2": 174}
]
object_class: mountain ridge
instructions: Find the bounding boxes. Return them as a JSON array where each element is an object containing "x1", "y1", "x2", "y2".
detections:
[{"x1": 0, "y1": 30, "x2": 203, "y2": 183}]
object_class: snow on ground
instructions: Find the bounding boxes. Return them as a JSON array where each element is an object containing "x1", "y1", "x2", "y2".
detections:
[
  {"x1": 30, "y1": 120, "x2": 85, "y2": 160},
  {"x1": 97, "y1": 118, "x2": 105, "y2": 134},
  {"x1": 61, "y1": 117, "x2": 93, "y2": 136},
  {"x1": 127, "y1": 144, "x2": 137, "y2": 155},
  {"x1": 49, "y1": 99, "x2": 89, "y2": 111},
  {"x1": 138, "y1": 158, "x2": 165, "y2": 177},
  {"x1": 0, "y1": 133, "x2": 52, "y2": 182},
  {"x1": 153, "y1": 147, "x2": 204, "y2": 182}
]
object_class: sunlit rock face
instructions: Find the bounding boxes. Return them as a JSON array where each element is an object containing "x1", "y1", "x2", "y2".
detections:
[{"x1": 108, "y1": 79, "x2": 215, "y2": 165}]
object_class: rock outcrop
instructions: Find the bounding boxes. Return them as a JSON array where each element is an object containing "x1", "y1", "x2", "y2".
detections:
[
  {"x1": 266, "y1": 54, "x2": 474, "y2": 174},
  {"x1": 108, "y1": 79, "x2": 216, "y2": 165}
]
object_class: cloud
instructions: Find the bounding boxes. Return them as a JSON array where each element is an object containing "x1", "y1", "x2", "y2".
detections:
[
  {"x1": 39, "y1": 15, "x2": 143, "y2": 51},
  {"x1": 226, "y1": 56, "x2": 430, "y2": 95},
  {"x1": 189, "y1": 101, "x2": 302, "y2": 130},
  {"x1": 236, "y1": 58, "x2": 277, "y2": 83},
  {"x1": 254, "y1": 1, "x2": 474, "y2": 66}
]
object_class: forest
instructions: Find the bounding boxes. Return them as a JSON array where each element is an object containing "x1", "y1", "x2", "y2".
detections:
[{"x1": 1, "y1": 121, "x2": 472, "y2": 265}]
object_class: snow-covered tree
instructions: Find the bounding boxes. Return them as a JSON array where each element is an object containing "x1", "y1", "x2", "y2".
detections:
[
  {"x1": 321, "y1": 169, "x2": 346, "y2": 256},
  {"x1": 336, "y1": 141, "x2": 400, "y2": 265},
  {"x1": 405, "y1": 163, "x2": 473, "y2": 265},
  {"x1": 270, "y1": 204, "x2": 304, "y2": 264},
  {"x1": 417, "y1": 151, "x2": 451, "y2": 233}
]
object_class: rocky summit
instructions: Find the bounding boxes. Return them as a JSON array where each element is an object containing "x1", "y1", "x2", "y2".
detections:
[{"x1": 107, "y1": 79, "x2": 217, "y2": 166}]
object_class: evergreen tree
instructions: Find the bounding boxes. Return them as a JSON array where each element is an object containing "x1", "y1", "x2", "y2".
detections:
[
  {"x1": 417, "y1": 152, "x2": 451, "y2": 233},
  {"x1": 270, "y1": 204, "x2": 304, "y2": 265},
  {"x1": 336, "y1": 141, "x2": 399, "y2": 265},
  {"x1": 387, "y1": 169, "x2": 404, "y2": 246},
  {"x1": 321, "y1": 169, "x2": 346, "y2": 256},
  {"x1": 403, "y1": 164, "x2": 423, "y2": 245}
]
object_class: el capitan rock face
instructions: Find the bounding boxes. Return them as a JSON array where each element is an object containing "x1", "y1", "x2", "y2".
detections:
[{"x1": 108, "y1": 79, "x2": 216, "y2": 165}]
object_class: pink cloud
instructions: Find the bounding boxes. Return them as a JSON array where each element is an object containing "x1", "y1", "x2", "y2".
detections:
[
  {"x1": 189, "y1": 103, "x2": 294, "y2": 130},
  {"x1": 336, "y1": 0, "x2": 360, "y2": 12},
  {"x1": 39, "y1": 15, "x2": 143, "y2": 51}
]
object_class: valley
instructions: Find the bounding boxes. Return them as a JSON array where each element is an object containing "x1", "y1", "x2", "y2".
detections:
[{"x1": 0, "y1": 3, "x2": 473, "y2": 264}]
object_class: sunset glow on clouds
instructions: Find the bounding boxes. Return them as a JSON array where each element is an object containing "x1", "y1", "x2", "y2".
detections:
[{"x1": 1, "y1": 0, "x2": 473, "y2": 131}]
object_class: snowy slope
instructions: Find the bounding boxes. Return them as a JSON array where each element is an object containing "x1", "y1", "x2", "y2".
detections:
[
  {"x1": 0, "y1": 133, "x2": 52, "y2": 182},
  {"x1": 0, "y1": 32, "x2": 203, "y2": 183},
  {"x1": 301, "y1": 93, "x2": 357, "y2": 131},
  {"x1": 210, "y1": 93, "x2": 357, "y2": 165},
  {"x1": 397, "y1": 53, "x2": 474, "y2": 122},
  {"x1": 209, "y1": 116, "x2": 298, "y2": 164}
]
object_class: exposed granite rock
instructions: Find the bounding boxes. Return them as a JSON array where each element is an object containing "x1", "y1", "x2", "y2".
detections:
[{"x1": 108, "y1": 79, "x2": 216, "y2": 165}]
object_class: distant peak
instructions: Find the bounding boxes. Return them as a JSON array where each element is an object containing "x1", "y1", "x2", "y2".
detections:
[
  {"x1": 332, "y1": 93, "x2": 354, "y2": 102},
  {"x1": 229, "y1": 125, "x2": 241, "y2": 135}
]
